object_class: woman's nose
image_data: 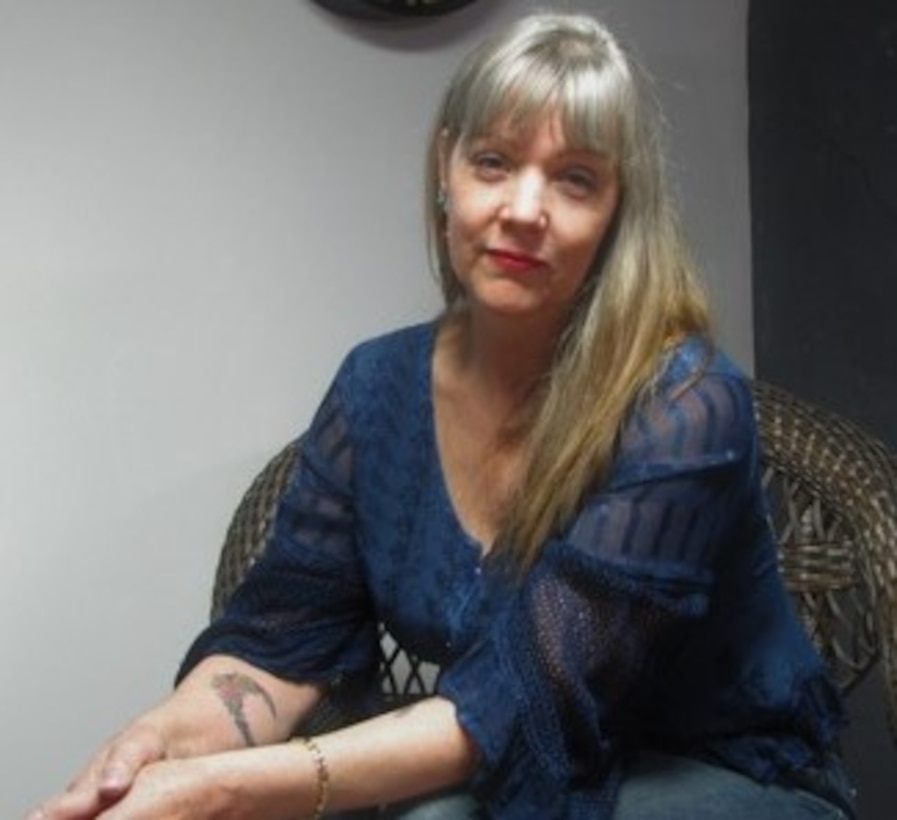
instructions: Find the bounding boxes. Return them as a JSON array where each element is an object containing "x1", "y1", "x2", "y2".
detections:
[{"x1": 503, "y1": 172, "x2": 548, "y2": 229}]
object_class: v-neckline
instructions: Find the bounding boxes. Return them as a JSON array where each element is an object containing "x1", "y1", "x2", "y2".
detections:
[{"x1": 421, "y1": 322, "x2": 489, "y2": 558}]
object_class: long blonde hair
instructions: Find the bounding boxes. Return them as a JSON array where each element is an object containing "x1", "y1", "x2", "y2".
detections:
[{"x1": 425, "y1": 13, "x2": 711, "y2": 569}]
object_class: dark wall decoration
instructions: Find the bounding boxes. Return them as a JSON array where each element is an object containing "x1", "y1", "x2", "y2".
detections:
[{"x1": 313, "y1": 0, "x2": 477, "y2": 20}]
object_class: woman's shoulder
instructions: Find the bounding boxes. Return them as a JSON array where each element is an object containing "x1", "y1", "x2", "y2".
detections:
[
  {"x1": 661, "y1": 334, "x2": 748, "y2": 388},
  {"x1": 344, "y1": 321, "x2": 435, "y2": 366},
  {"x1": 641, "y1": 335, "x2": 757, "y2": 447},
  {"x1": 334, "y1": 320, "x2": 436, "y2": 384},
  {"x1": 325, "y1": 321, "x2": 438, "y2": 432}
]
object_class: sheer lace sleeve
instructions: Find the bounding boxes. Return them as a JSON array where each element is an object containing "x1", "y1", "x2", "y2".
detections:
[
  {"x1": 177, "y1": 380, "x2": 379, "y2": 687},
  {"x1": 439, "y1": 365, "x2": 759, "y2": 818}
]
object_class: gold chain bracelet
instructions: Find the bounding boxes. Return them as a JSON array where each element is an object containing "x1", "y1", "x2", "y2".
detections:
[{"x1": 294, "y1": 736, "x2": 330, "y2": 819}]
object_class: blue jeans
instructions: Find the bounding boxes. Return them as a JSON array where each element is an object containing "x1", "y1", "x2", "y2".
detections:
[{"x1": 380, "y1": 753, "x2": 855, "y2": 819}]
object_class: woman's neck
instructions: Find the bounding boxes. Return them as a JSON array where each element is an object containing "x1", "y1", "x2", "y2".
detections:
[
  {"x1": 439, "y1": 307, "x2": 563, "y2": 421},
  {"x1": 433, "y1": 308, "x2": 564, "y2": 547}
]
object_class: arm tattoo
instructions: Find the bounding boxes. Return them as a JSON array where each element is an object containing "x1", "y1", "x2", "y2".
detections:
[{"x1": 211, "y1": 671, "x2": 277, "y2": 747}]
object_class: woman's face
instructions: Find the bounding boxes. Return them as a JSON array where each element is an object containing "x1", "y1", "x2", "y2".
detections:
[{"x1": 441, "y1": 111, "x2": 620, "y2": 327}]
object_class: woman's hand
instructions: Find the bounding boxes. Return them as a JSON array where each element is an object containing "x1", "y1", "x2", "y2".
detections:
[
  {"x1": 74, "y1": 757, "x2": 238, "y2": 820},
  {"x1": 28, "y1": 687, "x2": 476, "y2": 819},
  {"x1": 55, "y1": 745, "x2": 321, "y2": 820},
  {"x1": 27, "y1": 656, "x2": 323, "y2": 820},
  {"x1": 28, "y1": 721, "x2": 168, "y2": 820},
  {"x1": 29, "y1": 743, "x2": 274, "y2": 820}
]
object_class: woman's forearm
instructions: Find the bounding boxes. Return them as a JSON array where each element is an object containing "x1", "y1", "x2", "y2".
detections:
[
  {"x1": 32, "y1": 661, "x2": 475, "y2": 819},
  {"x1": 157, "y1": 654, "x2": 325, "y2": 757},
  {"x1": 205, "y1": 695, "x2": 478, "y2": 819},
  {"x1": 311, "y1": 696, "x2": 477, "y2": 811},
  {"x1": 175, "y1": 657, "x2": 480, "y2": 806}
]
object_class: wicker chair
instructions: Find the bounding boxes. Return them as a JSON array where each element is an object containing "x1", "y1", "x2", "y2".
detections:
[
  {"x1": 210, "y1": 380, "x2": 897, "y2": 743},
  {"x1": 751, "y1": 381, "x2": 897, "y2": 741}
]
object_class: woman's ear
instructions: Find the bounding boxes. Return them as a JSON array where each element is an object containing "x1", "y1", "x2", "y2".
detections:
[{"x1": 437, "y1": 128, "x2": 452, "y2": 191}]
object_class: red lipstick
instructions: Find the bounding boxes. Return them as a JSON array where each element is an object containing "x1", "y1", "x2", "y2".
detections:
[{"x1": 487, "y1": 249, "x2": 544, "y2": 274}]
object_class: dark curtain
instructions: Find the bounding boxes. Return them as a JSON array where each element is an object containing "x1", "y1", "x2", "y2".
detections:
[{"x1": 749, "y1": 1, "x2": 897, "y2": 816}]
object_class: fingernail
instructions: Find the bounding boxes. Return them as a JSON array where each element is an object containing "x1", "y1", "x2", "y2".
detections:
[{"x1": 100, "y1": 762, "x2": 129, "y2": 791}]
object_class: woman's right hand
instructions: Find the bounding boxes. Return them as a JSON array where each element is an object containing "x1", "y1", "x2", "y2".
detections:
[
  {"x1": 27, "y1": 656, "x2": 323, "y2": 820},
  {"x1": 27, "y1": 720, "x2": 168, "y2": 820}
]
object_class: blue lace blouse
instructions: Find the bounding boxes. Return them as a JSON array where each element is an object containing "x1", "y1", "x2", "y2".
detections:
[{"x1": 179, "y1": 321, "x2": 845, "y2": 819}]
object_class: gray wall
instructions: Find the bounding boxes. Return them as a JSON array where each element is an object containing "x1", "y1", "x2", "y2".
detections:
[{"x1": 1, "y1": 1, "x2": 750, "y2": 816}]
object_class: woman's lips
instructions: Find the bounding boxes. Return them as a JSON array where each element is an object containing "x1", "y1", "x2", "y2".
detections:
[{"x1": 486, "y1": 249, "x2": 545, "y2": 274}]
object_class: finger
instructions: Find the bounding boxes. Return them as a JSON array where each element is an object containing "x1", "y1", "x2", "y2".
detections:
[
  {"x1": 30, "y1": 726, "x2": 167, "y2": 820},
  {"x1": 95, "y1": 731, "x2": 165, "y2": 801},
  {"x1": 34, "y1": 750, "x2": 117, "y2": 820},
  {"x1": 26, "y1": 785, "x2": 103, "y2": 820}
]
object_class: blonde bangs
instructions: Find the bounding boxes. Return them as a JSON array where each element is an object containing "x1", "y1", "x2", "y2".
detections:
[
  {"x1": 445, "y1": 33, "x2": 626, "y2": 163},
  {"x1": 557, "y1": 67, "x2": 629, "y2": 162}
]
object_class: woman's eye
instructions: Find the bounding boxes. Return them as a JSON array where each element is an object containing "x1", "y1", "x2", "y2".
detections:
[
  {"x1": 470, "y1": 152, "x2": 509, "y2": 178},
  {"x1": 559, "y1": 168, "x2": 598, "y2": 197}
]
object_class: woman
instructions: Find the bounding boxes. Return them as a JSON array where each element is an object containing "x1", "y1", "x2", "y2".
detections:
[{"x1": 31, "y1": 12, "x2": 854, "y2": 820}]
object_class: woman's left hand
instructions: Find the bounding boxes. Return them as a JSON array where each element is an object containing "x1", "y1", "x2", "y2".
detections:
[
  {"x1": 92, "y1": 744, "x2": 317, "y2": 820},
  {"x1": 92, "y1": 756, "x2": 236, "y2": 820}
]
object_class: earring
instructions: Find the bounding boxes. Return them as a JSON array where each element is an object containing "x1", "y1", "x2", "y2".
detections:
[{"x1": 436, "y1": 187, "x2": 450, "y2": 213}]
